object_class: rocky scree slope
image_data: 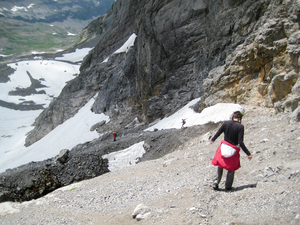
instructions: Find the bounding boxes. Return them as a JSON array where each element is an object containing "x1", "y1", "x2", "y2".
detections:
[{"x1": 0, "y1": 106, "x2": 300, "y2": 225}]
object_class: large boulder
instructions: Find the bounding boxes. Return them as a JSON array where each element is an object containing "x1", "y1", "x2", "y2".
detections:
[{"x1": 0, "y1": 150, "x2": 109, "y2": 202}]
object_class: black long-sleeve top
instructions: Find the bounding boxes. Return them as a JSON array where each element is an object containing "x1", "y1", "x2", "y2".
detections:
[{"x1": 211, "y1": 120, "x2": 251, "y2": 156}]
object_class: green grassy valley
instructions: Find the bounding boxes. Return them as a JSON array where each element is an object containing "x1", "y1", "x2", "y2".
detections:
[
  {"x1": 0, "y1": 18, "x2": 89, "y2": 56},
  {"x1": 0, "y1": 0, "x2": 115, "y2": 57}
]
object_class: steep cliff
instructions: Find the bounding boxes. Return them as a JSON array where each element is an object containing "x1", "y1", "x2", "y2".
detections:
[
  {"x1": 25, "y1": 0, "x2": 300, "y2": 145},
  {"x1": 201, "y1": 0, "x2": 300, "y2": 115}
]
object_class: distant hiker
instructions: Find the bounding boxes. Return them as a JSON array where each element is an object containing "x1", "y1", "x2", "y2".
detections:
[
  {"x1": 113, "y1": 132, "x2": 117, "y2": 141},
  {"x1": 181, "y1": 119, "x2": 186, "y2": 128},
  {"x1": 210, "y1": 107, "x2": 252, "y2": 191}
]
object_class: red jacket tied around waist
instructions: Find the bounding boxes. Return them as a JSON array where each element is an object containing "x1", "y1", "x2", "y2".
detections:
[{"x1": 212, "y1": 140, "x2": 241, "y2": 171}]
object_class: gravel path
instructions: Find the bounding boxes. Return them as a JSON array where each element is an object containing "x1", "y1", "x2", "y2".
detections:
[{"x1": 1, "y1": 105, "x2": 300, "y2": 225}]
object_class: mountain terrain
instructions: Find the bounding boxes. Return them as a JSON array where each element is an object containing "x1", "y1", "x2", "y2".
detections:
[
  {"x1": 1, "y1": 105, "x2": 300, "y2": 224},
  {"x1": 1, "y1": 0, "x2": 300, "y2": 224}
]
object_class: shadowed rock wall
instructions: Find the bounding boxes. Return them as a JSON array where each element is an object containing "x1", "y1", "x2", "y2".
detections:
[{"x1": 26, "y1": 0, "x2": 288, "y2": 146}]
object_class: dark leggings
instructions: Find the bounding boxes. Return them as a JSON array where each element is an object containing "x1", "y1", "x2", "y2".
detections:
[{"x1": 215, "y1": 167, "x2": 235, "y2": 189}]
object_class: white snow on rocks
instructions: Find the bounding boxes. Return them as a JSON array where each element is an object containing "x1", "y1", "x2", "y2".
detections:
[
  {"x1": 145, "y1": 98, "x2": 242, "y2": 131},
  {"x1": 55, "y1": 48, "x2": 92, "y2": 62},
  {"x1": 102, "y1": 33, "x2": 137, "y2": 63},
  {"x1": 102, "y1": 141, "x2": 145, "y2": 172}
]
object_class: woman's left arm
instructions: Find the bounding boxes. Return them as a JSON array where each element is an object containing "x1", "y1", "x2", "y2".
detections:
[{"x1": 239, "y1": 125, "x2": 251, "y2": 156}]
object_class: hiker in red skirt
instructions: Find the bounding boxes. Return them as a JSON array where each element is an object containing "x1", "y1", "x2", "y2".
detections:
[
  {"x1": 210, "y1": 107, "x2": 252, "y2": 191},
  {"x1": 113, "y1": 132, "x2": 117, "y2": 141}
]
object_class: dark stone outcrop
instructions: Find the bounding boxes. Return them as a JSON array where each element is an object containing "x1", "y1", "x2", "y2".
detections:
[
  {"x1": 8, "y1": 71, "x2": 47, "y2": 96},
  {"x1": 0, "y1": 63, "x2": 15, "y2": 83},
  {"x1": 0, "y1": 149, "x2": 109, "y2": 202},
  {"x1": 0, "y1": 100, "x2": 44, "y2": 111}
]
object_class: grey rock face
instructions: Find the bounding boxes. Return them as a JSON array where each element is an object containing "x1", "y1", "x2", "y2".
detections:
[
  {"x1": 200, "y1": 1, "x2": 300, "y2": 112},
  {"x1": 26, "y1": 0, "x2": 274, "y2": 145}
]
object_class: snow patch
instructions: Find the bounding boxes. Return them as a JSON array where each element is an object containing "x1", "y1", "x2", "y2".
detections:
[
  {"x1": 0, "y1": 95, "x2": 110, "y2": 172},
  {"x1": 11, "y1": 6, "x2": 27, "y2": 12},
  {"x1": 31, "y1": 51, "x2": 46, "y2": 54},
  {"x1": 114, "y1": 33, "x2": 137, "y2": 54},
  {"x1": 27, "y1": 4, "x2": 35, "y2": 9},
  {"x1": 0, "y1": 60, "x2": 79, "y2": 106},
  {"x1": 67, "y1": 32, "x2": 77, "y2": 36},
  {"x1": 145, "y1": 98, "x2": 243, "y2": 131},
  {"x1": 55, "y1": 48, "x2": 92, "y2": 63},
  {"x1": 102, "y1": 141, "x2": 145, "y2": 172},
  {"x1": 102, "y1": 33, "x2": 137, "y2": 63}
]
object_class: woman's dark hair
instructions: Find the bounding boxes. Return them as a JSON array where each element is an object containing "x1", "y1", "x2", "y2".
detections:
[{"x1": 231, "y1": 111, "x2": 243, "y2": 122}]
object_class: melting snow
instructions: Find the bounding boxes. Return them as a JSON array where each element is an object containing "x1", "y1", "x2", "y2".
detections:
[
  {"x1": 102, "y1": 33, "x2": 137, "y2": 63},
  {"x1": 102, "y1": 142, "x2": 145, "y2": 172},
  {"x1": 55, "y1": 48, "x2": 92, "y2": 63}
]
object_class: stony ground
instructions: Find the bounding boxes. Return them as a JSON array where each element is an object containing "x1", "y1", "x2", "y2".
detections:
[{"x1": 0, "y1": 105, "x2": 300, "y2": 225}]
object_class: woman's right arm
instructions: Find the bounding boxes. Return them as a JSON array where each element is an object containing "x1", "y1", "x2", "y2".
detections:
[{"x1": 211, "y1": 123, "x2": 225, "y2": 142}]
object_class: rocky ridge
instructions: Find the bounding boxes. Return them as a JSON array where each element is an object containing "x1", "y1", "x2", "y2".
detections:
[{"x1": 0, "y1": 105, "x2": 300, "y2": 224}]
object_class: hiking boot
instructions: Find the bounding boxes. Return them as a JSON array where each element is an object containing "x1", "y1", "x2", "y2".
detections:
[
  {"x1": 225, "y1": 187, "x2": 232, "y2": 192},
  {"x1": 212, "y1": 181, "x2": 218, "y2": 190}
]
